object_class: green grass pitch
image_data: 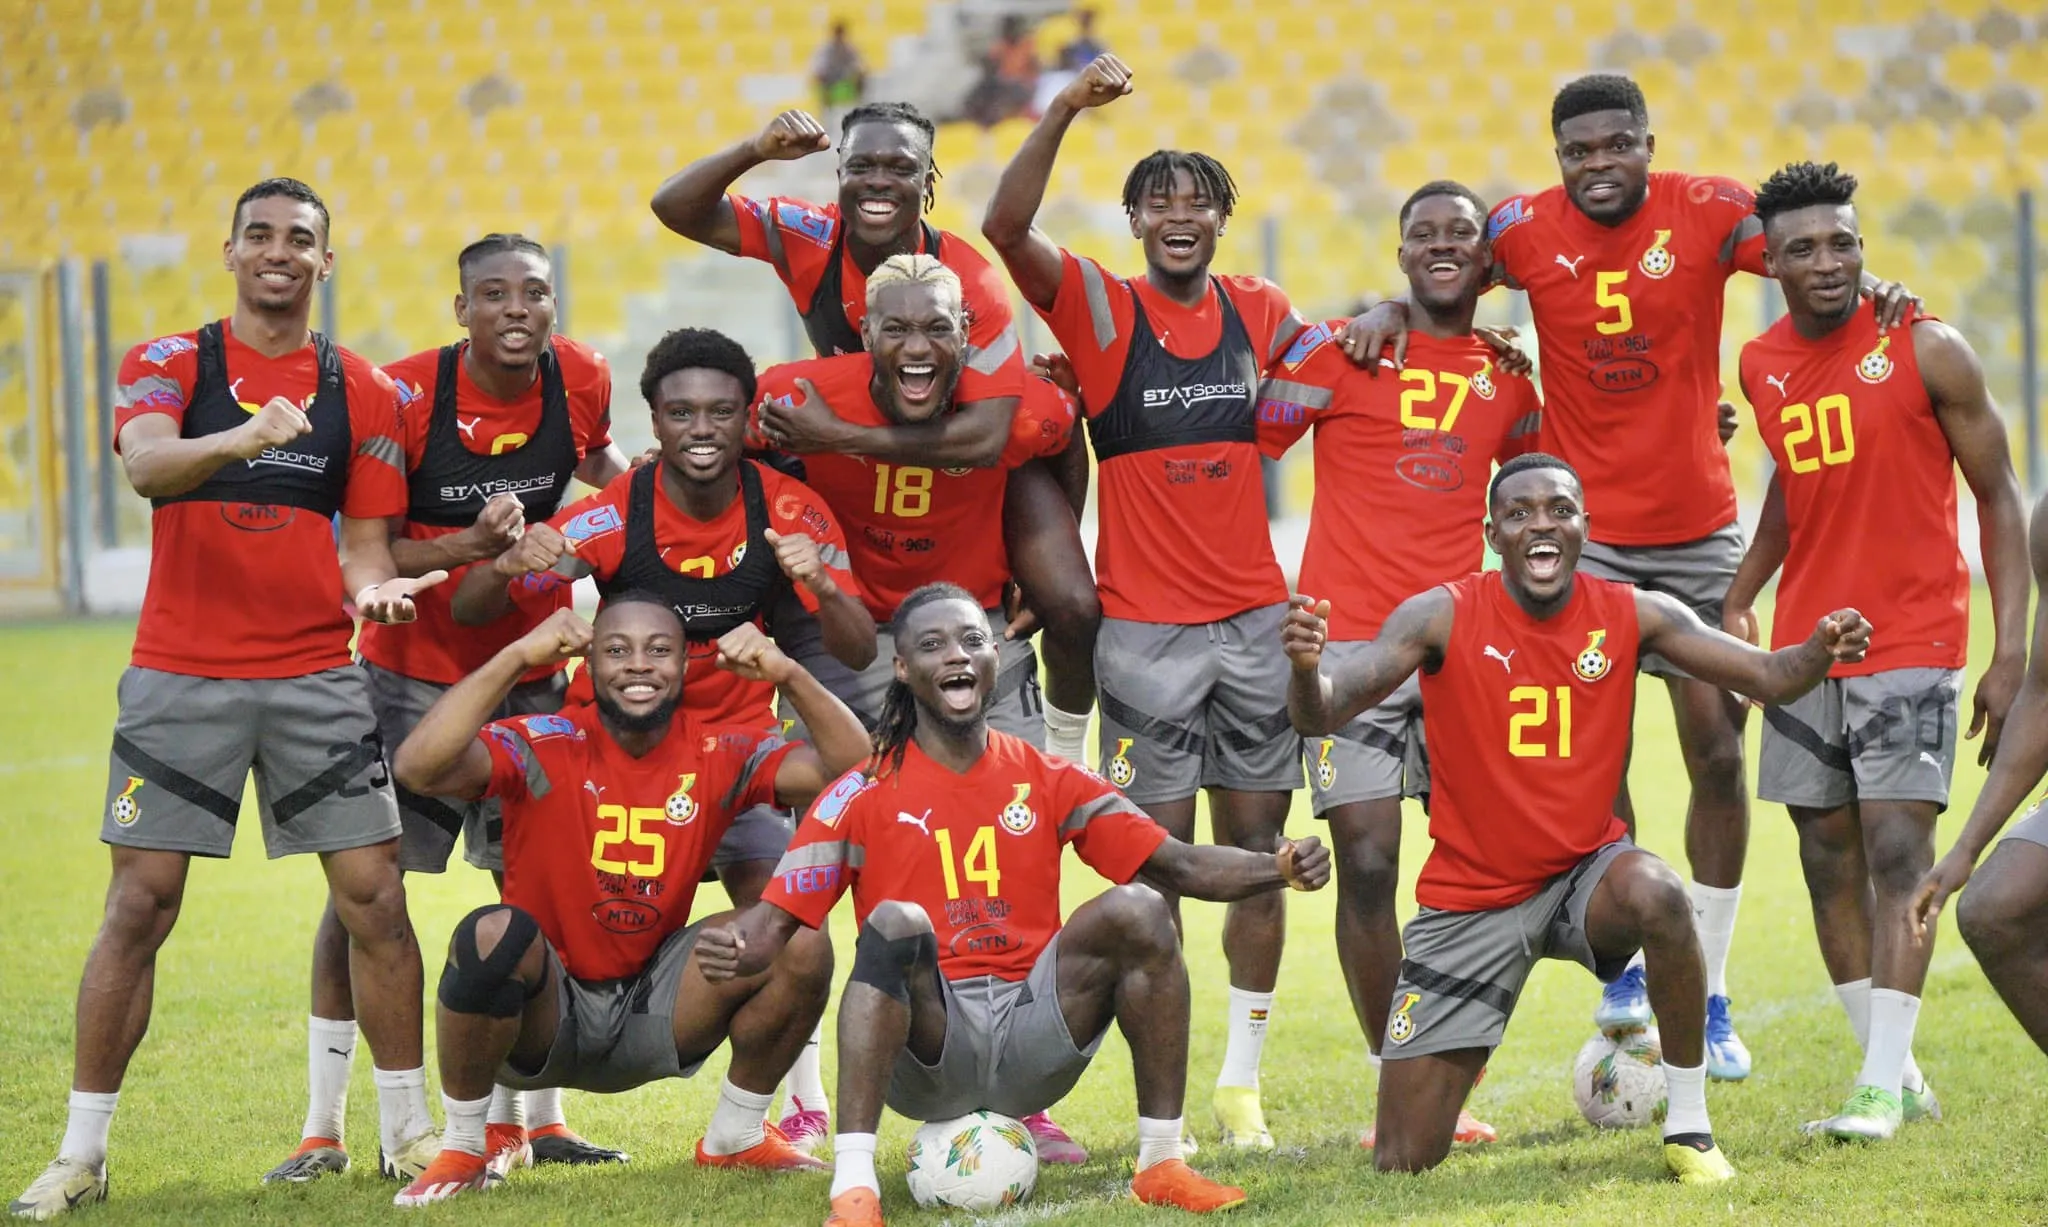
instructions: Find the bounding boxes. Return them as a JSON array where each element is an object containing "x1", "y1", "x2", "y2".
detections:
[{"x1": 2, "y1": 599, "x2": 2045, "y2": 1225}]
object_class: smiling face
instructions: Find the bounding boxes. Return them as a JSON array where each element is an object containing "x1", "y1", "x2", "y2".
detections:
[
  {"x1": 1130, "y1": 166, "x2": 1223, "y2": 280},
  {"x1": 589, "y1": 599, "x2": 685, "y2": 735},
  {"x1": 1397, "y1": 193, "x2": 1490, "y2": 317},
  {"x1": 456, "y1": 249, "x2": 555, "y2": 369},
  {"x1": 864, "y1": 279, "x2": 965, "y2": 423},
  {"x1": 1764, "y1": 203, "x2": 1864, "y2": 329},
  {"x1": 1555, "y1": 110, "x2": 1654, "y2": 225},
  {"x1": 225, "y1": 195, "x2": 332, "y2": 316},
  {"x1": 895, "y1": 596, "x2": 998, "y2": 734},
  {"x1": 1485, "y1": 467, "x2": 1588, "y2": 609},
  {"x1": 837, "y1": 119, "x2": 933, "y2": 251},
  {"x1": 650, "y1": 367, "x2": 748, "y2": 489}
]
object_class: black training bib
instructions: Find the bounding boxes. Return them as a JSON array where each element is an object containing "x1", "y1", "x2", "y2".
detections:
[
  {"x1": 1085, "y1": 278, "x2": 1260, "y2": 463},
  {"x1": 598, "y1": 460, "x2": 787, "y2": 638},
  {"x1": 404, "y1": 341, "x2": 580, "y2": 527},
  {"x1": 155, "y1": 321, "x2": 352, "y2": 514}
]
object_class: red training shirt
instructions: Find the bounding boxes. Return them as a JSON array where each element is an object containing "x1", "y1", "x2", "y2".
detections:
[
  {"x1": 1417, "y1": 571, "x2": 1638, "y2": 911},
  {"x1": 755, "y1": 354, "x2": 1076, "y2": 621},
  {"x1": 1740, "y1": 311, "x2": 1966, "y2": 675},
  {"x1": 114, "y1": 320, "x2": 407, "y2": 679},
  {"x1": 356, "y1": 337, "x2": 614, "y2": 685},
  {"x1": 763, "y1": 732, "x2": 1170, "y2": 981},
  {"x1": 1485, "y1": 173, "x2": 1766, "y2": 546},
  {"x1": 1035, "y1": 251, "x2": 1306, "y2": 622},
  {"x1": 482, "y1": 703, "x2": 794, "y2": 981},
  {"x1": 1258, "y1": 324, "x2": 1542, "y2": 638}
]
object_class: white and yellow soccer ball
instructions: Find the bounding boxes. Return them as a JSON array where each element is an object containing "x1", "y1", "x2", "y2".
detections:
[
  {"x1": 905, "y1": 1110, "x2": 1038, "y2": 1211},
  {"x1": 1572, "y1": 1026, "x2": 1667, "y2": 1129}
]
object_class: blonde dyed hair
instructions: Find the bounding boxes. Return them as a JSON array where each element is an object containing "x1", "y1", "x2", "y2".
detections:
[{"x1": 864, "y1": 252, "x2": 964, "y2": 318}]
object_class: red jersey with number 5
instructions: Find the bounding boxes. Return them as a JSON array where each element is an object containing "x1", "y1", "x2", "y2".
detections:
[
  {"x1": 1418, "y1": 571, "x2": 1638, "y2": 911},
  {"x1": 762, "y1": 732, "x2": 1169, "y2": 981},
  {"x1": 1485, "y1": 173, "x2": 1766, "y2": 546},
  {"x1": 1740, "y1": 311, "x2": 1965, "y2": 676}
]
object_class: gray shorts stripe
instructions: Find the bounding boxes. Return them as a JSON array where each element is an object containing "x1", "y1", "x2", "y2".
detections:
[
  {"x1": 1763, "y1": 704, "x2": 1853, "y2": 772},
  {"x1": 1095, "y1": 687, "x2": 1204, "y2": 757},
  {"x1": 1398, "y1": 959, "x2": 1516, "y2": 1015},
  {"x1": 270, "y1": 734, "x2": 383, "y2": 826},
  {"x1": 111, "y1": 730, "x2": 240, "y2": 826},
  {"x1": 1213, "y1": 707, "x2": 1296, "y2": 753}
]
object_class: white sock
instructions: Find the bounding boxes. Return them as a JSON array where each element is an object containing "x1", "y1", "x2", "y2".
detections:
[
  {"x1": 1856, "y1": 989, "x2": 1922, "y2": 1099},
  {"x1": 1660, "y1": 1062, "x2": 1711, "y2": 1139},
  {"x1": 1625, "y1": 948, "x2": 1647, "y2": 974},
  {"x1": 779, "y1": 1025, "x2": 828, "y2": 1119},
  {"x1": 1365, "y1": 1047, "x2": 1382, "y2": 1070},
  {"x1": 1044, "y1": 702, "x2": 1091, "y2": 765},
  {"x1": 1689, "y1": 882, "x2": 1741, "y2": 999},
  {"x1": 58, "y1": 1090, "x2": 118, "y2": 1169},
  {"x1": 830, "y1": 1131, "x2": 879, "y2": 1198},
  {"x1": 487, "y1": 1084, "x2": 525, "y2": 1129},
  {"x1": 1216, "y1": 987, "x2": 1274, "y2": 1089},
  {"x1": 1834, "y1": 978, "x2": 1873, "y2": 1048},
  {"x1": 703, "y1": 1078, "x2": 773, "y2": 1156},
  {"x1": 1136, "y1": 1115, "x2": 1183, "y2": 1171},
  {"x1": 373, "y1": 1067, "x2": 435, "y2": 1157},
  {"x1": 441, "y1": 1092, "x2": 490, "y2": 1158},
  {"x1": 524, "y1": 1086, "x2": 565, "y2": 1130},
  {"x1": 302, "y1": 1016, "x2": 356, "y2": 1144}
]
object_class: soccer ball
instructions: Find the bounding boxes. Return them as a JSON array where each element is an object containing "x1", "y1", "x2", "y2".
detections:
[
  {"x1": 905, "y1": 1110, "x2": 1038, "y2": 1211},
  {"x1": 1572, "y1": 1027, "x2": 1667, "y2": 1129}
]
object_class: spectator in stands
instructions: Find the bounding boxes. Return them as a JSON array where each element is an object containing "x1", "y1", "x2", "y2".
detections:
[
  {"x1": 811, "y1": 22, "x2": 866, "y2": 129},
  {"x1": 1058, "y1": 9, "x2": 1106, "y2": 71},
  {"x1": 966, "y1": 16, "x2": 1041, "y2": 127}
]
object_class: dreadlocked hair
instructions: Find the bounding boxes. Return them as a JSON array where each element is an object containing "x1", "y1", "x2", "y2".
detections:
[
  {"x1": 841, "y1": 101, "x2": 943, "y2": 211},
  {"x1": 867, "y1": 581, "x2": 981, "y2": 781},
  {"x1": 1120, "y1": 150, "x2": 1238, "y2": 219},
  {"x1": 457, "y1": 232, "x2": 549, "y2": 290},
  {"x1": 1754, "y1": 161, "x2": 1858, "y2": 227},
  {"x1": 1550, "y1": 73, "x2": 1648, "y2": 135}
]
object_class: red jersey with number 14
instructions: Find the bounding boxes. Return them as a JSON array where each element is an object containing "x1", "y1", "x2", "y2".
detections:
[
  {"x1": 1740, "y1": 311, "x2": 1966, "y2": 676},
  {"x1": 1418, "y1": 571, "x2": 1638, "y2": 911},
  {"x1": 763, "y1": 732, "x2": 1170, "y2": 981}
]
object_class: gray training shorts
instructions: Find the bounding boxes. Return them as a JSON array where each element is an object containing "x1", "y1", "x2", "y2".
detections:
[
  {"x1": 362, "y1": 661, "x2": 567, "y2": 874},
  {"x1": 2002, "y1": 798, "x2": 2048, "y2": 849},
  {"x1": 497, "y1": 918, "x2": 710, "y2": 1095},
  {"x1": 102, "y1": 664, "x2": 400, "y2": 859},
  {"x1": 1095, "y1": 602, "x2": 1301, "y2": 806},
  {"x1": 1383, "y1": 841, "x2": 1638, "y2": 1060},
  {"x1": 1576, "y1": 521, "x2": 1743, "y2": 680},
  {"x1": 1302, "y1": 661, "x2": 1427, "y2": 816},
  {"x1": 1759, "y1": 668, "x2": 1962, "y2": 812},
  {"x1": 887, "y1": 931, "x2": 1104, "y2": 1121}
]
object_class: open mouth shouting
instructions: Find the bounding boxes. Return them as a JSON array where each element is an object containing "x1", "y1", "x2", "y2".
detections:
[
  {"x1": 896, "y1": 361, "x2": 940, "y2": 405},
  {"x1": 1160, "y1": 231, "x2": 1201, "y2": 259},
  {"x1": 1525, "y1": 539, "x2": 1564, "y2": 583},
  {"x1": 934, "y1": 667, "x2": 983, "y2": 716}
]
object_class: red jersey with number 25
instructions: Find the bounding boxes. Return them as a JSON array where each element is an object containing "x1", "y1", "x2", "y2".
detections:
[
  {"x1": 755, "y1": 355, "x2": 1076, "y2": 621},
  {"x1": 1486, "y1": 173, "x2": 1766, "y2": 546},
  {"x1": 1418, "y1": 571, "x2": 1638, "y2": 911},
  {"x1": 1740, "y1": 311, "x2": 1966, "y2": 676},
  {"x1": 482, "y1": 703, "x2": 795, "y2": 981},
  {"x1": 763, "y1": 732, "x2": 1170, "y2": 981}
]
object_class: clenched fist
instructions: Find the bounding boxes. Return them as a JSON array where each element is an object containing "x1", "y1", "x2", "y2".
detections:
[
  {"x1": 228, "y1": 396, "x2": 313, "y2": 460},
  {"x1": 753, "y1": 109, "x2": 832, "y2": 161}
]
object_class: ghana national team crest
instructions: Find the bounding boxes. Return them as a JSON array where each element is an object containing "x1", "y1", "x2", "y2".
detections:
[
  {"x1": 941, "y1": 466, "x2": 972, "y2": 477},
  {"x1": 663, "y1": 773, "x2": 699, "y2": 825},
  {"x1": 727, "y1": 540, "x2": 748, "y2": 568},
  {"x1": 1107, "y1": 737, "x2": 1137, "y2": 788},
  {"x1": 1469, "y1": 360, "x2": 1497, "y2": 400},
  {"x1": 1637, "y1": 229, "x2": 1675, "y2": 279},
  {"x1": 998, "y1": 783, "x2": 1038, "y2": 835},
  {"x1": 1574, "y1": 630, "x2": 1613, "y2": 682},
  {"x1": 1388, "y1": 991, "x2": 1422, "y2": 1045},
  {"x1": 1856, "y1": 334, "x2": 1895, "y2": 384},
  {"x1": 109, "y1": 776, "x2": 144, "y2": 827},
  {"x1": 1313, "y1": 739, "x2": 1337, "y2": 790}
]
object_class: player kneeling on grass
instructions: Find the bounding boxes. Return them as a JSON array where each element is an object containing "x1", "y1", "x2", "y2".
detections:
[
  {"x1": 697, "y1": 583, "x2": 1330, "y2": 1227},
  {"x1": 384, "y1": 595, "x2": 872, "y2": 1205},
  {"x1": 1284, "y1": 453, "x2": 1872, "y2": 1184}
]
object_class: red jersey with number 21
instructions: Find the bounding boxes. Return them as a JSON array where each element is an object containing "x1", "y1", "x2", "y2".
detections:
[
  {"x1": 763, "y1": 732, "x2": 1170, "y2": 981},
  {"x1": 1418, "y1": 571, "x2": 1638, "y2": 911}
]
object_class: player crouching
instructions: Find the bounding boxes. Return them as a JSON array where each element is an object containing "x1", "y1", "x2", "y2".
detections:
[
  {"x1": 698, "y1": 583, "x2": 1330, "y2": 1226},
  {"x1": 384, "y1": 595, "x2": 873, "y2": 1205}
]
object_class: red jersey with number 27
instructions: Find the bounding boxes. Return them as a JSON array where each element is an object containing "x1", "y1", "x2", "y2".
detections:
[
  {"x1": 763, "y1": 732, "x2": 1170, "y2": 981},
  {"x1": 1418, "y1": 571, "x2": 1638, "y2": 911}
]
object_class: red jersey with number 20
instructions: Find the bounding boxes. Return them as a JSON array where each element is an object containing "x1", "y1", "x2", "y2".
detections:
[
  {"x1": 763, "y1": 732, "x2": 1170, "y2": 981},
  {"x1": 1740, "y1": 312, "x2": 1966, "y2": 676},
  {"x1": 1418, "y1": 571, "x2": 1638, "y2": 911}
]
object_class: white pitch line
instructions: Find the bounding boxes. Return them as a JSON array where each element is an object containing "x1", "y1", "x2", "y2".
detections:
[{"x1": 0, "y1": 753, "x2": 93, "y2": 775}]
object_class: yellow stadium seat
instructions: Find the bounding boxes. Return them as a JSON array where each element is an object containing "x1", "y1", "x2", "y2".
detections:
[{"x1": 1882, "y1": 116, "x2": 1946, "y2": 166}]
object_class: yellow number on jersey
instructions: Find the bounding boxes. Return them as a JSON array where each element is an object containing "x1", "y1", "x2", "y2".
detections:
[
  {"x1": 673, "y1": 555, "x2": 716, "y2": 578},
  {"x1": 1779, "y1": 394, "x2": 1856, "y2": 473},
  {"x1": 489, "y1": 432, "x2": 530, "y2": 455},
  {"x1": 1595, "y1": 271, "x2": 1634, "y2": 336},
  {"x1": 1397, "y1": 370, "x2": 1471, "y2": 433},
  {"x1": 1507, "y1": 685, "x2": 1573, "y2": 758},
  {"x1": 933, "y1": 825, "x2": 1002, "y2": 899},
  {"x1": 873, "y1": 463, "x2": 934, "y2": 519},
  {"x1": 590, "y1": 804, "x2": 666, "y2": 877}
]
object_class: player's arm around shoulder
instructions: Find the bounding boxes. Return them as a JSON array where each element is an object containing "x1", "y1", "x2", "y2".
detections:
[
  {"x1": 1283, "y1": 588, "x2": 1451, "y2": 735},
  {"x1": 1635, "y1": 588, "x2": 1869, "y2": 705}
]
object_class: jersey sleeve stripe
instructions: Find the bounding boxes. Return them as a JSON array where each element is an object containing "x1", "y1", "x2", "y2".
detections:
[
  {"x1": 1265, "y1": 310, "x2": 1309, "y2": 366},
  {"x1": 1258, "y1": 376, "x2": 1335, "y2": 413},
  {"x1": 725, "y1": 735, "x2": 790, "y2": 807},
  {"x1": 771, "y1": 839, "x2": 861, "y2": 874},
  {"x1": 1058, "y1": 790, "x2": 1149, "y2": 836},
  {"x1": 965, "y1": 324, "x2": 1021, "y2": 376},
  {"x1": 1720, "y1": 213, "x2": 1764, "y2": 265},
  {"x1": 356, "y1": 432, "x2": 405, "y2": 472},
  {"x1": 1076, "y1": 259, "x2": 1118, "y2": 351},
  {"x1": 760, "y1": 215, "x2": 794, "y2": 282},
  {"x1": 116, "y1": 374, "x2": 184, "y2": 410},
  {"x1": 1505, "y1": 409, "x2": 1542, "y2": 439}
]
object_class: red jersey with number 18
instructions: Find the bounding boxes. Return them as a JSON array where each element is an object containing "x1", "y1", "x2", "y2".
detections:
[
  {"x1": 763, "y1": 732, "x2": 1170, "y2": 981},
  {"x1": 1417, "y1": 571, "x2": 1638, "y2": 911},
  {"x1": 1739, "y1": 311, "x2": 1966, "y2": 676}
]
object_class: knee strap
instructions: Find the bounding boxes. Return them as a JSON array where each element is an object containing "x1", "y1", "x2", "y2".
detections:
[
  {"x1": 849, "y1": 921, "x2": 937, "y2": 1005},
  {"x1": 437, "y1": 906, "x2": 542, "y2": 1019}
]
